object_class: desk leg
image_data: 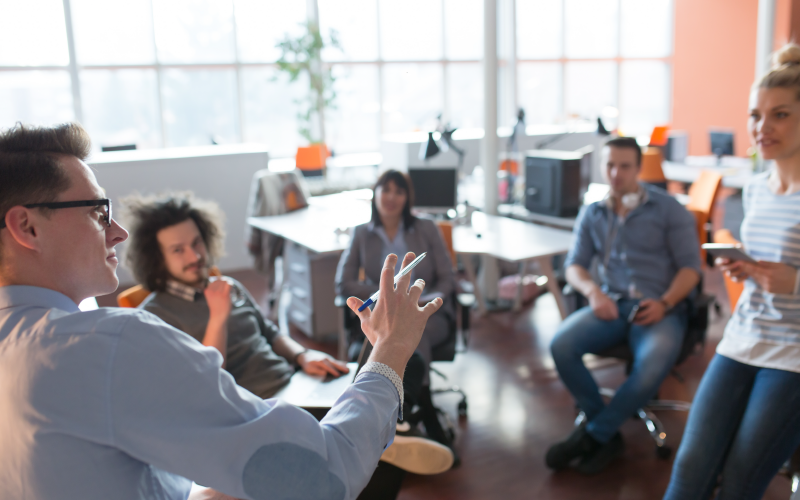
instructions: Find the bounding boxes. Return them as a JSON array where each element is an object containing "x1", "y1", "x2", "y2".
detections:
[
  {"x1": 462, "y1": 254, "x2": 486, "y2": 316},
  {"x1": 513, "y1": 261, "x2": 526, "y2": 312},
  {"x1": 537, "y1": 257, "x2": 568, "y2": 319}
]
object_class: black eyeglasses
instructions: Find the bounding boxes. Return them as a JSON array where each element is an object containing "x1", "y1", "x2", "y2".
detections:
[{"x1": 0, "y1": 199, "x2": 111, "y2": 229}]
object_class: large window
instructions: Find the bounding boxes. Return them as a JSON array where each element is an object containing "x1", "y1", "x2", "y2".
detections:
[
  {"x1": 0, "y1": 0, "x2": 672, "y2": 155},
  {"x1": 516, "y1": 0, "x2": 673, "y2": 137}
]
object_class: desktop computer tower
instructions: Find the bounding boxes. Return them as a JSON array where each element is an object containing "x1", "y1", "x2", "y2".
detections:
[{"x1": 524, "y1": 150, "x2": 583, "y2": 217}]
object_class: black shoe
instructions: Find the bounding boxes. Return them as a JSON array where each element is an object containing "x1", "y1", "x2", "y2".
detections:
[
  {"x1": 545, "y1": 424, "x2": 599, "y2": 470},
  {"x1": 575, "y1": 432, "x2": 624, "y2": 475}
]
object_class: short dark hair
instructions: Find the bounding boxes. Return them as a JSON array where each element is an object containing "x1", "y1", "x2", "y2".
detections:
[
  {"x1": 371, "y1": 169, "x2": 416, "y2": 228},
  {"x1": 0, "y1": 122, "x2": 91, "y2": 237},
  {"x1": 605, "y1": 136, "x2": 642, "y2": 166},
  {"x1": 122, "y1": 193, "x2": 225, "y2": 292}
]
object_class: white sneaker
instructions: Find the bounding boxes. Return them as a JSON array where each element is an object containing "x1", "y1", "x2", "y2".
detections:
[{"x1": 380, "y1": 435, "x2": 454, "y2": 475}]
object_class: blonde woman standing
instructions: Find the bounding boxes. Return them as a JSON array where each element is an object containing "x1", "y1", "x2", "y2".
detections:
[{"x1": 664, "y1": 44, "x2": 800, "y2": 499}]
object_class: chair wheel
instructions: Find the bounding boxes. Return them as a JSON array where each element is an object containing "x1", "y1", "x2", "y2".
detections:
[
  {"x1": 656, "y1": 446, "x2": 672, "y2": 459},
  {"x1": 457, "y1": 399, "x2": 468, "y2": 417}
]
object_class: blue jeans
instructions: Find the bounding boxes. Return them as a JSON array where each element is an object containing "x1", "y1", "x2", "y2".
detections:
[
  {"x1": 551, "y1": 300, "x2": 686, "y2": 443},
  {"x1": 664, "y1": 354, "x2": 800, "y2": 500}
]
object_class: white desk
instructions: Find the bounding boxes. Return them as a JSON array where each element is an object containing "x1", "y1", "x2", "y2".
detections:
[
  {"x1": 248, "y1": 190, "x2": 576, "y2": 355},
  {"x1": 453, "y1": 212, "x2": 574, "y2": 318},
  {"x1": 247, "y1": 190, "x2": 373, "y2": 255},
  {"x1": 663, "y1": 157, "x2": 756, "y2": 189}
]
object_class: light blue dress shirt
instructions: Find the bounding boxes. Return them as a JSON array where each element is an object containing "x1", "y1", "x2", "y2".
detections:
[
  {"x1": 0, "y1": 285, "x2": 399, "y2": 500},
  {"x1": 564, "y1": 185, "x2": 701, "y2": 300}
]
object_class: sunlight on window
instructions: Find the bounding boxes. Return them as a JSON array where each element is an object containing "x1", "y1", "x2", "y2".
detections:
[
  {"x1": 0, "y1": 71, "x2": 74, "y2": 128},
  {"x1": 241, "y1": 67, "x2": 306, "y2": 157},
  {"x1": 80, "y1": 69, "x2": 162, "y2": 150},
  {"x1": 619, "y1": 61, "x2": 670, "y2": 137},
  {"x1": 446, "y1": 63, "x2": 483, "y2": 129},
  {"x1": 152, "y1": 0, "x2": 236, "y2": 64},
  {"x1": 235, "y1": 0, "x2": 307, "y2": 63},
  {"x1": 0, "y1": 0, "x2": 69, "y2": 66},
  {"x1": 379, "y1": 0, "x2": 443, "y2": 61},
  {"x1": 71, "y1": 0, "x2": 156, "y2": 65},
  {"x1": 328, "y1": 65, "x2": 381, "y2": 153},
  {"x1": 620, "y1": 0, "x2": 672, "y2": 58},
  {"x1": 444, "y1": 0, "x2": 483, "y2": 60},
  {"x1": 383, "y1": 64, "x2": 444, "y2": 133},
  {"x1": 564, "y1": 0, "x2": 618, "y2": 59},
  {"x1": 564, "y1": 61, "x2": 617, "y2": 121},
  {"x1": 319, "y1": 0, "x2": 378, "y2": 61},
  {"x1": 161, "y1": 69, "x2": 239, "y2": 146},
  {"x1": 517, "y1": 62, "x2": 562, "y2": 125},
  {"x1": 516, "y1": 0, "x2": 562, "y2": 60}
]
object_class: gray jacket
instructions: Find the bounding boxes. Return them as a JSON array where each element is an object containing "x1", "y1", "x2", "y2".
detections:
[{"x1": 335, "y1": 217, "x2": 455, "y2": 320}]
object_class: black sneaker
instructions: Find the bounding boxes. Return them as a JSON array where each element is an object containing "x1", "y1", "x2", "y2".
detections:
[
  {"x1": 575, "y1": 432, "x2": 624, "y2": 475},
  {"x1": 545, "y1": 424, "x2": 599, "y2": 470}
]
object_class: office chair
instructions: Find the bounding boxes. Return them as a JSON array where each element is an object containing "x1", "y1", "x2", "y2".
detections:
[
  {"x1": 336, "y1": 292, "x2": 468, "y2": 418},
  {"x1": 563, "y1": 284, "x2": 712, "y2": 459},
  {"x1": 687, "y1": 171, "x2": 723, "y2": 266},
  {"x1": 639, "y1": 147, "x2": 668, "y2": 190}
]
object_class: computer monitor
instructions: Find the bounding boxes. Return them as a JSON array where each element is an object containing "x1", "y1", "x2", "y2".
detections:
[
  {"x1": 407, "y1": 167, "x2": 458, "y2": 213},
  {"x1": 710, "y1": 130, "x2": 734, "y2": 157}
]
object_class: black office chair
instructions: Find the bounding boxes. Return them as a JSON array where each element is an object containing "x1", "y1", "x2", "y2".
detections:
[
  {"x1": 563, "y1": 283, "x2": 713, "y2": 459},
  {"x1": 335, "y1": 293, "x2": 469, "y2": 418}
]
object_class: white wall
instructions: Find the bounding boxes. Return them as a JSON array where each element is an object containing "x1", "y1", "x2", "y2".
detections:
[{"x1": 90, "y1": 144, "x2": 270, "y2": 284}]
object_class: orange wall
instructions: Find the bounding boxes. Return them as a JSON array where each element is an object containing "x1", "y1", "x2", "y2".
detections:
[{"x1": 671, "y1": 0, "x2": 758, "y2": 156}]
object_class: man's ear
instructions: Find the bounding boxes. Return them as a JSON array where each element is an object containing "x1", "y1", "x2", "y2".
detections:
[{"x1": 3, "y1": 206, "x2": 40, "y2": 252}]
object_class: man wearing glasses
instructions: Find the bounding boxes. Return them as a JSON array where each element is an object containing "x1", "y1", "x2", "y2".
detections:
[{"x1": 0, "y1": 122, "x2": 444, "y2": 500}]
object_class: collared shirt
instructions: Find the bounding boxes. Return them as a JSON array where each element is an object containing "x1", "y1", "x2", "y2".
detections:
[
  {"x1": 372, "y1": 221, "x2": 408, "y2": 274},
  {"x1": 0, "y1": 285, "x2": 399, "y2": 500},
  {"x1": 165, "y1": 279, "x2": 203, "y2": 302},
  {"x1": 564, "y1": 184, "x2": 701, "y2": 300}
]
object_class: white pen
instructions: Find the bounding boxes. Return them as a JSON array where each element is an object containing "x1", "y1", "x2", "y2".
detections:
[{"x1": 358, "y1": 252, "x2": 427, "y2": 312}]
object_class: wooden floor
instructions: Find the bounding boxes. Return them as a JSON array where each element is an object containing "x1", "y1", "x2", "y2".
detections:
[{"x1": 97, "y1": 268, "x2": 794, "y2": 499}]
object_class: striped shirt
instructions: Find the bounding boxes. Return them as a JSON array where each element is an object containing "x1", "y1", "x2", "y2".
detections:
[{"x1": 717, "y1": 171, "x2": 800, "y2": 373}]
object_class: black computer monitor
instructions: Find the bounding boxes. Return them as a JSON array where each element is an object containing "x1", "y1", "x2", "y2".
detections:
[
  {"x1": 710, "y1": 131, "x2": 734, "y2": 157},
  {"x1": 407, "y1": 167, "x2": 458, "y2": 212}
]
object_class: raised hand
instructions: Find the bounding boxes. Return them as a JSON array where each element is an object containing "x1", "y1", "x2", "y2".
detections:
[{"x1": 346, "y1": 252, "x2": 443, "y2": 379}]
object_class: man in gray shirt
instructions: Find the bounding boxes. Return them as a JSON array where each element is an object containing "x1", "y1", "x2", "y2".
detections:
[
  {"x1": 124, "y1": 193, "x2": 349, "y2": 398},
  {"x1": 123, "y1": 193, "x2": 455, "y2": 481}
]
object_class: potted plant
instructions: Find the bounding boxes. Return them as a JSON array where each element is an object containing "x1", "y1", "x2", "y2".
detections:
[{"x1": 275, "y1": 21, "x2": 340, "y2": 177}]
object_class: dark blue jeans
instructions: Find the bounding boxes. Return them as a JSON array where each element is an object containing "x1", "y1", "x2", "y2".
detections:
[
  {"x1": 551, "y1": 300, "x2": 686, "y2": 443},
  {"x1": 664, "y1": 354, "x2": 800, "y2": 500}
]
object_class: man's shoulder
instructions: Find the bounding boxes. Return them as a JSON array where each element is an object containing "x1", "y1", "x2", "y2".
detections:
[{"x1": 643, "y1": 184, "x2": 682, "y2": 208}]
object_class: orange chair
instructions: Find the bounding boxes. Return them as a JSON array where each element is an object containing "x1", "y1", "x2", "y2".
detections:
[
  {"x1": 116, "y1": 267, "x2": 221, "y2": 308},
  {"x1": 687, "y1": 171, "x2": 723, "y2": 264},
  {"x1": 435, "y1": 220, "x2": 457, "y2": 266},
  {"x1": 117, "y1": 285, "x2": 151, "y2": 308},
  {"x1": 713, "y1": 229, "x2": 745, "y2": 309},
  {"x1": 639, "y1": 147, "x2": 667, "y2": 184},
  {"x1": 649, "y1": 125, "x2": 670, "y2": 147}
]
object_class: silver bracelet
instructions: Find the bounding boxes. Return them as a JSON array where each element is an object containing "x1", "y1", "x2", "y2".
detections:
[{"x1": 359, "y1": 361, "x2": 404, "y2": 420}]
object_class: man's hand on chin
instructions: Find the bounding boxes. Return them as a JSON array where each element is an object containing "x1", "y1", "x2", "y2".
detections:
[{"x1": 297, "y1": 350, "x2": 350, "y2": 378}]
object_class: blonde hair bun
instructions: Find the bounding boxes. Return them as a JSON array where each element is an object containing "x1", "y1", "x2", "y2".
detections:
[{"x1": 772, "y1": 43, "x2": 800, "y2": 69}]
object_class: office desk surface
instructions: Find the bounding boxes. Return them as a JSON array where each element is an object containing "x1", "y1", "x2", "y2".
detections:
[
  {"x1": 453, "y1": 212, "x2": 574, "y2": 262},
  {"x1": 663, "y1": 160, "x2": 754, "y2": 188},
  {"x1": 247, "y1": 190, "x2": 372, "y2": 255}
]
